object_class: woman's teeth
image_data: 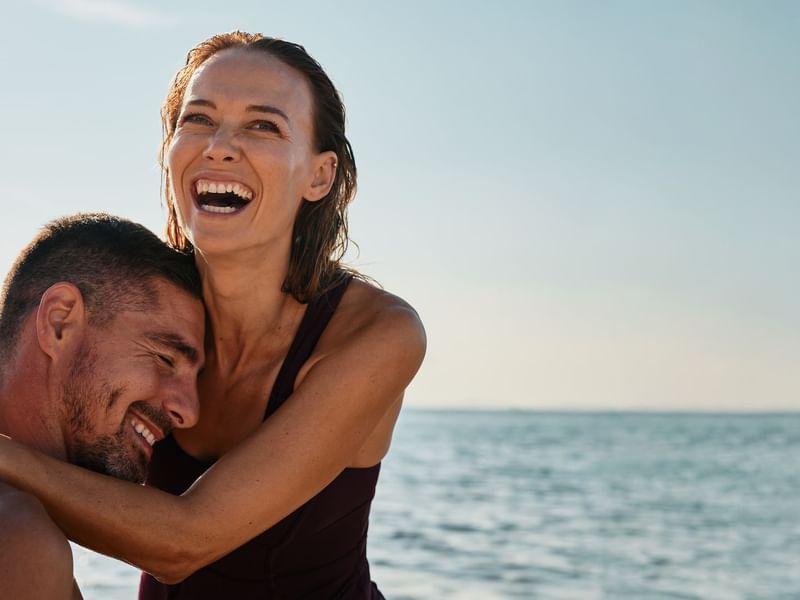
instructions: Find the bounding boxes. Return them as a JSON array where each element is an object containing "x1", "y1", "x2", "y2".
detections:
[
  {"x1": 194, "y1": 180, "x2": 253, "y2": 214},
  {"x1": 202, "y1": 205, "x2": 239, "y2": 214},
  {"x1": 195, "y1": 180, "x2": 253, "y2": 200}
]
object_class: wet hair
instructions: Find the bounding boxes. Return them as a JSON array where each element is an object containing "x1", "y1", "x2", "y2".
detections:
[
  {"x1": 161, "y1": 31, "x2": 358, "y2": 303},
  {"x1": 0, "y1": 213, "x2": 202, "y2": 368}
]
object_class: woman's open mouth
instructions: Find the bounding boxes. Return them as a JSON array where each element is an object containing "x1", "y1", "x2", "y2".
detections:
[{"x1": 194, "y1": 179, "x2": 254, "y2": 214}]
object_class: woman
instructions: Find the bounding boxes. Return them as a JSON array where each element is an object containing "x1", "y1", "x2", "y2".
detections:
[{"x1": 0, "y1": 31, "x2": 425, "y2": 598}]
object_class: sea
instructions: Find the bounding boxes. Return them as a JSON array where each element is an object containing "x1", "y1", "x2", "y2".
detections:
[{"x1": 73, "y1": 410, "x2": 800, "y2": 599}]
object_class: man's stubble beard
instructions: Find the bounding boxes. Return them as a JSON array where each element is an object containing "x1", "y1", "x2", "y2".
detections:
[{"x1": 62, "y1": 342, "x2": 149, "y2": 483}]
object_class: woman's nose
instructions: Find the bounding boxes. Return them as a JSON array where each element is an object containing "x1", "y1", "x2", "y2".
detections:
[{"x1": 203, "y1": 128, "x2": 240, "y2": 163}]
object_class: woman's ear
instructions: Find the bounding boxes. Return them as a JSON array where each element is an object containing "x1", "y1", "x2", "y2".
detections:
[
  {"x1": 36, "y1": 283, "x2": 87, "y2": 360},
  {"x1": 304, "y1": 151, "x2": 338, "y2": 202}
]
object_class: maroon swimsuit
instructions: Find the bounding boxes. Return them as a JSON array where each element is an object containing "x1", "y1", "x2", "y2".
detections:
[{"x1": 139, "y1": 276, "x2": 385, "y2": 599}]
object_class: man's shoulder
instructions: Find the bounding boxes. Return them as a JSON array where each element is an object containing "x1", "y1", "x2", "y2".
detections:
[
  {"x1": 0, "y1": 483, "x2": 75, "y2": 599},
  {"x1": 0, "y1": 482, "x2": 67, "y2": 541}
]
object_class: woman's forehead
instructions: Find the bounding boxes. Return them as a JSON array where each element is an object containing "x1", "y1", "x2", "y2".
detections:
[{"x1": 185, "y1": 48, "x2": 313, "y2": 116}]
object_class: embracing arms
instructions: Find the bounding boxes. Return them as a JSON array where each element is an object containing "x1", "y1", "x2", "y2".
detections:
[{"x1": 0, "y1": 302, "x2": 425, "y2": 583}]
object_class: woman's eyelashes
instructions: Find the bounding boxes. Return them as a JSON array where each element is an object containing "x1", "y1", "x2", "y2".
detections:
[
  {"x1": 179, "y1": 112, "x2": 213, "y2": 127},
  {"x1": 177, "y1": 113, "x2": 282, "y2": 136},
  {"x1": 248, "y1": 119, "x2": 281, "y2": 134}
]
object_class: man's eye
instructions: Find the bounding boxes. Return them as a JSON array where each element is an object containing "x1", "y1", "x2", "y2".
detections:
[{"x1": 158, "y1": 354, "x2": 175, "y2": 368}]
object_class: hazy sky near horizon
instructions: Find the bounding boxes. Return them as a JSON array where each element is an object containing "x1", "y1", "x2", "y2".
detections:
[{"x1": 1, "y1": 1, "x2": 797, "y2": 410}]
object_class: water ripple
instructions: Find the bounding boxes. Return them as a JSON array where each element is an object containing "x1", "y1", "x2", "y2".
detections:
[{"x1": 74, "y1": 411, "x2": 800, "y2": 598}]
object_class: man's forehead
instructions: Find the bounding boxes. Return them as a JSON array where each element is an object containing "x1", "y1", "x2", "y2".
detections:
[{"x1": 150, "y1": 283, "x2": 204, "y2": 321}]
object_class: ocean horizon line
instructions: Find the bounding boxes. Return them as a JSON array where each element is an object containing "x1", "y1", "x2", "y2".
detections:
[{"x1": 405, "y1": 406, "x2": 800, "y2": 417}]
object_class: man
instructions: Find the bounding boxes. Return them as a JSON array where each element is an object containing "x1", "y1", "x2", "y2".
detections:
[{"x1": 0, "y1": 213, "x2": 205, "y2": 600}]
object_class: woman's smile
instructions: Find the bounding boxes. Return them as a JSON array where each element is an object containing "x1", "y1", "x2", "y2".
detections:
[
  {"x1": 167, "y1": 47, "x2": 320, "y2": 253},
  {"x1": 192, "y1": 177, "x2": 255, "y2": 215}
]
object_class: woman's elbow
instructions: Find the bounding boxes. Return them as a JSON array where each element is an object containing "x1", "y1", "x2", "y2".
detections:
[
  {"x1": 145, "y1": 541, "x2": 214, "y2": 583},
  {"x1": 148, "y1": 556, "x2": 201, "y2": 585},
  {"x1": 151, "y1": 567, "x2": 191, "y2": 586}
]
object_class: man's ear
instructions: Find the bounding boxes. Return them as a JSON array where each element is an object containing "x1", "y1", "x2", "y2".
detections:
[
  {"x1": 36, "y1": 283, "x2": 87, "y2": 361},
  {"x1": 303, "y1": 151, "x2": 338, "y2": 202}
]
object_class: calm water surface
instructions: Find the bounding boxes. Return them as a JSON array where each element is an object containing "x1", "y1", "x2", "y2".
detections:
[{"x1": 74, "y1": 410, "x2": 800, "y2": 599}]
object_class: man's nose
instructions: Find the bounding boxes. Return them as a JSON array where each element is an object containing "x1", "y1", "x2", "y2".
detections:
[{"x1": 163, "y1": 379, "x2": 200, "y2": 430}]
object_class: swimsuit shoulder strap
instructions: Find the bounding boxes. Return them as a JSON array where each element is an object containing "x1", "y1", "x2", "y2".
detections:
[{"x1": 265, "y1": 275, "x2": 353, "y2": 419}]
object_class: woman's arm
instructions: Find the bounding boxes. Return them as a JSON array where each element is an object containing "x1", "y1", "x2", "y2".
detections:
[{"x1": 0, "y1": 302, "x2": 425, "y2": 583}]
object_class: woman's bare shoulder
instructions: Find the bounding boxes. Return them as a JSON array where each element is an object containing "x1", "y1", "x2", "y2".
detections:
[
  {"x1": 332, "y1": 277, "x2": 424, "y2": 343},
  {"x1": 308, "y1": 277, "x2": 426, "y2": 373}
]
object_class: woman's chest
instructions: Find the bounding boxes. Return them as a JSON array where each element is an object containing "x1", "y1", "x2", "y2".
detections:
[{"x1": 174, "y1": 366, "x2": 281, "y2": 460}]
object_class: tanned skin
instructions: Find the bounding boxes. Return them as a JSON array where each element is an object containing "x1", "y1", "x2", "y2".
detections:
[{"x1": 0, "y1": 279, "x2": 204, "y2": 598}]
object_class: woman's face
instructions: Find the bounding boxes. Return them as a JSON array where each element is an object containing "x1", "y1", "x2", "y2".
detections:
[{"x1": 167, "y1": 48, "x2": 330, "y2": 258}]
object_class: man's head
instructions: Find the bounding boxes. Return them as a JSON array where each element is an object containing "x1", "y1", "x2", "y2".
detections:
[{"x1": 0, "y1": 213, "x2": 205, "y2": 482}]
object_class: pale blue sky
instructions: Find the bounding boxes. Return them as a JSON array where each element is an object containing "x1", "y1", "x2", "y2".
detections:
[{"x1": 1, "y1": 1, "x2": 797, "y2": 410}]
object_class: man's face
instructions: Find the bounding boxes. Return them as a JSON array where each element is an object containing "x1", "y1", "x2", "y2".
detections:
[{"x1": 62, "y1": 279, "x2": 205, "y2": 483}]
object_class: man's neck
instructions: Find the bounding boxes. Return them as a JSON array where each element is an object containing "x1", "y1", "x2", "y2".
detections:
[{"x1": 0, "y1": 372, "x2": 67, "y2": 461}]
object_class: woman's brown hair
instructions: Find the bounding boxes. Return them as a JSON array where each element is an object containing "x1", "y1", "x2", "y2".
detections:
[{"x1": 161, "y1": 31, "x2": 357, "y2": 302}]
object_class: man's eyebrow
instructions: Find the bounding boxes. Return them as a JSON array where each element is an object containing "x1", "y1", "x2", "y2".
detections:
[
  {"x1": 184, "y1": 98, "x2": 289, "y2": 123},
  {"x1": 146, "y1": 332, "x2": 200, "y2": 365}
]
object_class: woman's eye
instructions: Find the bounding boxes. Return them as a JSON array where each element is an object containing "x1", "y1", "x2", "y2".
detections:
[
  {"x1": 179, "y1": 113, "x2": 213, "y2": 127},
  {"x1": 250, "y1": 120, "x2": 280, "y2": 133}
]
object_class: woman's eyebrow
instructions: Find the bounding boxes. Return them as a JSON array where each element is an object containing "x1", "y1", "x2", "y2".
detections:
[
  {"x1": 185, "y1": 98, "x2": 215, "y2": 109},
  {"x1": 246, "y1": 104, "x2": 289, "y2": 123},
  {"x1": 185, "y1": 98, "x2": 289, "y2": 123}
]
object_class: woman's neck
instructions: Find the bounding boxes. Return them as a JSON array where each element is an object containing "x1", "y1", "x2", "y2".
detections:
[{"x1": 196, "y1": 248, "x2": 306, "y2": 374}]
